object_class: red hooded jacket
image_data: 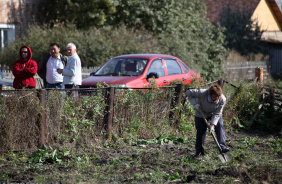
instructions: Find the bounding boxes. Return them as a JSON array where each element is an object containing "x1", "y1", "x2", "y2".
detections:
[{"x1": 12, "y1": 46, "x2": 37, "y2": 89}]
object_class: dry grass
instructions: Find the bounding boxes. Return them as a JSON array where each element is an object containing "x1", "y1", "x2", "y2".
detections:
[
  {"x1": 225, "y1": 49, "x2": 269, "y2": 62},
  {"x1": 0, "y1": 90, "x2": 40, "y2": 152},
  {"x1": 0, "y1": 81, "x2": 280, "y2": 154}
]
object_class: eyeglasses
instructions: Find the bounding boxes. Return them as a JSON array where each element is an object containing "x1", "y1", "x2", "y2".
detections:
[{"x1": 21, "y1": 51, "x2": 28, "y2": 54}]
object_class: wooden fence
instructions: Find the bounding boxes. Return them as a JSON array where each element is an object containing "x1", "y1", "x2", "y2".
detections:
[{"x1": 1, "y1": 77, "x2": 280, "y2": 152}]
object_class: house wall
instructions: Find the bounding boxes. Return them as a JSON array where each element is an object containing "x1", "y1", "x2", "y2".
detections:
[
  {"x1": 0, "y1": 0, "x2": 42, "y2": 38},
  {"x1": 205, "y1": 0, "x2": 260, "y2": 24},
  {"x1": 252, "y1": 0, "x2": 281, "y2": 31}
]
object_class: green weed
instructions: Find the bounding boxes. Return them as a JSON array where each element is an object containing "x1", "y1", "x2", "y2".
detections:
[
  {"x1": 28, "y1": 145, "x2": 74, "y2": 164},
  {"x1": 235, "y1": 137, "x2": 258, "y2": 148}
]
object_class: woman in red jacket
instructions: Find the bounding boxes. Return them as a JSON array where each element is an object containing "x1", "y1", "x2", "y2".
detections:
[{"x1": 12, "y1": 46, "x2": 37, "y2": 89}]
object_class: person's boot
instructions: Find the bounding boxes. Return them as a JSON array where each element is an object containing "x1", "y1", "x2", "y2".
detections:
[
  {"x1": 194, "y1": 151, "x2": 203, "y2": 160},
  {"x1": 222, "y1": 147, "x2": 230, "y2": 153}
]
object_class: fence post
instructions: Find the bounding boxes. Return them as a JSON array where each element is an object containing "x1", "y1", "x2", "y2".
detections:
[
  {"x1": 38, "y1": 89, "x2": 46, "y2": 148},
  {"x1": 170, "y1": 84, "x2": 184, "y2": 126},
  {"x1": 255, "y1": 67, "x2": 264, "y2": 98},
  {"x1": 217, "y1": 79, "x2": 224, "y2": 89},
  {"x1": 255, "y1": 67, "x2": 264, "y2": 86},
  {"x1": 104, "y1": 87, "x2": 115, "y2": 140}
]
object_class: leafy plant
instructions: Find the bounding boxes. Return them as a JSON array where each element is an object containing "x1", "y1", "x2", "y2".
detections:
[
  {"x1": 235, "y1": 137, "x2": 258, "y2": 148},
  {"x1": 28, "y1": 145, "x2": 72, "y2": 164},
  {"x1": 0, "y1": 170, "x2": 9, "y2": 181},
  {"x1": 268, "y1": 138, "x2": 282, "y2": 153},
  {"x1": 165, "y1": 172, "x2": 180, "y2": 180}
]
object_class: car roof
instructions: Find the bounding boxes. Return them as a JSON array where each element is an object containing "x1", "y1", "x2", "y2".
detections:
[{"x1": 113, "y1": 54, "x2": 178, "y2": 60}]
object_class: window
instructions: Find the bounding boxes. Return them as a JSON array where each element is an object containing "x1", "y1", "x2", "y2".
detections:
[
  {"x1": 179, "y1": 60, "x2": 189, "y2": 73},
  {"x1": 95, "y1": 58, "x2": 148, "y2": 76},
  {"x1": 0, "y1": 24, "x2": 15, "y2": 51},
  {"x1": 147, "y1": 59, "x2": 165, "y2": 77},
  {"x1": 164, "y1": 59, "x2": 182, "y2": 75}
]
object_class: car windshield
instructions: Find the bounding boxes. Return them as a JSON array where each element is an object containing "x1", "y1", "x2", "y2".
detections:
[{"x1": 95, "y1": 58, "x2": 149, "y2": 76}]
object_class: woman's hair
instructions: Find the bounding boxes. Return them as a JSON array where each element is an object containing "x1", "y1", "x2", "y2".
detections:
[{"x1": 209, "y1": 84, "x2": 222, "y2": 96}]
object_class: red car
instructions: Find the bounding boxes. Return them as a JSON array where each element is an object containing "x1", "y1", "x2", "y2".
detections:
[{"x1": 81, "y1": 54, "x2": 200, "y2": 88}]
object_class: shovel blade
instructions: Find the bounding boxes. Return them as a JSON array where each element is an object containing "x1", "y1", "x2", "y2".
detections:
[{"x1": 218, "y1": 152, "x2": 231, "y2": 163}]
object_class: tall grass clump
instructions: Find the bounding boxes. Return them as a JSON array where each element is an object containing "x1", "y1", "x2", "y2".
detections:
[
  {"x1": 45, "y1": 89, "x2": 107, "y2": 150},
  {"x1": 223, "y1": 82, "x2": 281, "y2": 132},
  {"x1": 0, "y1": 90, "x2": 41, "y2": 152}
]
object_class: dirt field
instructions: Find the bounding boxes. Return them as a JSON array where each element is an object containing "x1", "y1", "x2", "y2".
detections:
[{"x1": 0, "y1": 130, "x2": 281, "y2": 183}]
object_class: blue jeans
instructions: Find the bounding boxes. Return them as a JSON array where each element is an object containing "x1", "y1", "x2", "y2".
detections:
[
  {"x1": 46, "y1": 83, "x2": 65, "y2": 89},
  {"x1": 195, "y1": 114, "x2": 227, "y2": 154}
]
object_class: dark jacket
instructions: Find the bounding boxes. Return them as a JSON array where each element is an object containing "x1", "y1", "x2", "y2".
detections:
[
  {"x1": 37, "y1": 53, "x2": 68, "y2": 88},
  {"x1": 12, "y1": 46, "x2": 37, "y2": 89}
]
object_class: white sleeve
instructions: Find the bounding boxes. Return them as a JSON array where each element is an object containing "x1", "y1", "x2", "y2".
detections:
[
  {"x1": 210, "y1": 115, "x2": 220, "y2": 125},
  {"x1": 63, "y1": 60, "x2": 76, "y2": 76}
]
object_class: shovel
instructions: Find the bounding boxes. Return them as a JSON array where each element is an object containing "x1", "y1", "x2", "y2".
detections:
[{"x1": 198, "y1": 108, "x2": 231, "y2": 163}]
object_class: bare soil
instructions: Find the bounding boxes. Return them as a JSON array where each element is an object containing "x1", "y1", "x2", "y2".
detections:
[{"x1": 0, "y1": 130, "x2": 281, "y2": 183}]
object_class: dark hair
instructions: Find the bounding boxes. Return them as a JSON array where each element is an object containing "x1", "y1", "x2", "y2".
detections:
[
  {"x1": 49, "y1": 43, "x2": 60, "y2": 48},
  {"x1": 209, "y1": 84, "x2": 222, "y2": 97},
  {"x1": 21, "y1": 46, "x2": 29, "y2": 52}
]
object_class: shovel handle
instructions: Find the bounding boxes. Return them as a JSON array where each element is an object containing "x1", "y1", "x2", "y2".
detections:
[
  {"x1": 198, "y1": 108, "x2": 210, "y2": 128},
  {"x1": 198, "y1": 108, "x2": 224, "y2": 153}
]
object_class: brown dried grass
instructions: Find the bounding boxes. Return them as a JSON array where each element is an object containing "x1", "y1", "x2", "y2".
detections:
[
  {"x1": 225, "y1": 49, "x2": 269, "y2": 62},
  {"x1": 0, "y1": 87, "x2": 193, "y2": 153},
  {"x1": 0, "y1": 90, "x2": 40, "y2": 152}
]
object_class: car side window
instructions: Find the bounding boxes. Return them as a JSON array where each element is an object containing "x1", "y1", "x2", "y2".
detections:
[
  {"x1": 164, "y1": 59, "x2": 182, "y2": 75},
  {"x1": 147, "y1": 59, "x2": 165, "y2": 77},
  {"x1": 179, "y1": 60, "x2": 189, "y2": 73}
]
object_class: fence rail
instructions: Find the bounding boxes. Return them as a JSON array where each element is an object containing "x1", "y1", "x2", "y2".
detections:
[{"x1": 0, "y1": 78, "x2": 280, "y2": 153}]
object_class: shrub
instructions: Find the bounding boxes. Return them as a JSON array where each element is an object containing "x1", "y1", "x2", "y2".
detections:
[
  {"x1": 0, "y1": 23, "x2": 226, "y2": 81},
  {"x1": 0, "y1": 24, "x2": 161, "y2": 68},
  {"x1": 224, "y1": 82, "x2": 281, "y2": 131}
]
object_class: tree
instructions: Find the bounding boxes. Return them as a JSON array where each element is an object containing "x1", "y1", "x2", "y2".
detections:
[
  {"x1": 39, "y1": 0, "x2": 206, "y2": 35},
  {"x1": 28, "y1": 0, "x2": 227, "y2": 80},
  {"x1": 220, "y1": 6, "x2": 268, "y2": 56},
  {"x1": 39, "y1": 0, "x2": 117, "y2": 28}
]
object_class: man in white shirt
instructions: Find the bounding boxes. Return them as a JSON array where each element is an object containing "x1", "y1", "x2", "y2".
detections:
[
  {"x1": 57, "y1": 43, "x2": 82, "y2": 96},
  {"x1": 38, "y1": 43, "x2": 68, "y2": 88}
]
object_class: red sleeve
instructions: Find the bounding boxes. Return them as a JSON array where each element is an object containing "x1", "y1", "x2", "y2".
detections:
[
  {"x1": 12, "y1": 60, "x2": 25, "y2": 78},
  {"x1": 23, "y1": 60, "x2": 37, "y2": 77}
]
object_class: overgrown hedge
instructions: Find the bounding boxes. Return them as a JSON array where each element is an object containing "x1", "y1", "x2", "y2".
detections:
[{"x1": 0, "y1": 23, "x2": 226, "y2": 81}]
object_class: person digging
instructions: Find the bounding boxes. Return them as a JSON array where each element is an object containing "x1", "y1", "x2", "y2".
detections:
[{"x1": 186, "y1": 84, "x2": 230, "y2": 160}]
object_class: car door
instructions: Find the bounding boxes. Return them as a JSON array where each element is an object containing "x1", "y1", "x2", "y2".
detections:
[
  {"x1": 177, "y1": 59, "x2": 195, "y2": 84},
  {"x1": 163, "y1": 58, "x2": 188, "y2": 84},
  {"x1": 146, "y1": 59, "x2": 168, "y2": 86}
]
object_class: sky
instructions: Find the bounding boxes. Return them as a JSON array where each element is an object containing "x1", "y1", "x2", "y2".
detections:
[{"x1": 276, "y1": 0, "x2": 282, "y2": 12}]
